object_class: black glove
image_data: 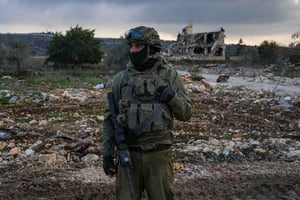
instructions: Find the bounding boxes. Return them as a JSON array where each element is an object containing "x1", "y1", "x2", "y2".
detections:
[
  {"x1": 103, "y1": 156, "x2": 115, "y2": 176},
  {"x1": 157, "y1": 85, "x2": 176, "y2": 103}
]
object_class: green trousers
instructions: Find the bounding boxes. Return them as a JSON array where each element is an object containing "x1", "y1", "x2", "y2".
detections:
[{"x1": 116, "y1": 149, "x2": 174, "y2": 200}]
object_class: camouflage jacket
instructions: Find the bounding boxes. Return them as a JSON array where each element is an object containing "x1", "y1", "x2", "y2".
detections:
[{"x1": 102, "y1": 58, "x2": 192, "y2": 157}]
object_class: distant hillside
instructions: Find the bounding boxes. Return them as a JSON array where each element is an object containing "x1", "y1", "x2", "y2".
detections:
[
  {"x1": 0, "y1": 33, "x2": 53, "y2": 56},
  {"x1": 0, "y1": 33, "x2": 175, "y2": 57}
]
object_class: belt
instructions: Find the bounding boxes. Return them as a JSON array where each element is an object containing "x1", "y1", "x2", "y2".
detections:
[{"x1": 128, "y1": 144, "x2": 171, "y2": 153}]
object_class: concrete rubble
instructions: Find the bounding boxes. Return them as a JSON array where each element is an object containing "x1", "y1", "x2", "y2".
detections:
[
  {"x1": 0, "y1": 70, "x2": 299, "y2": 166},
  {"x1": 0, "y1": 68, "x2": 299, "y2": 199},
  {"x1": 164, "y1": 22, "x2": 226, "y2": 61}
]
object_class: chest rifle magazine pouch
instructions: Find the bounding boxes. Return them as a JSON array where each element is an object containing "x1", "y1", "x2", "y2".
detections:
[
  {"x1": 152, "y1": 103, "x2": 172, "y2": 131},
  {"x1": 128, "y1": 104, "x2": 138, "y2": 131},
  {"x1": 138, "y1": 103, "x2": 153, "y2": 132}
]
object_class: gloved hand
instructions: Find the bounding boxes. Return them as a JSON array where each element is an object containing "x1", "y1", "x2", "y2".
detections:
[
  {"x1": 157, "y1": 85, "x2": 176, "y2": 103},
  {"x1": 103, "y1": 156, "x2": 115, "y2": 176}
]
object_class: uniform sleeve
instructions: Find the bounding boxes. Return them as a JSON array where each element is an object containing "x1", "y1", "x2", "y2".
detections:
[
  {"x1": 101, "y1": 72, "x2": 124, "y2": 157},
  {"x1": 102, "y1": 104, "x2": 116, "y2": 157},
  {"x1": 167, "y1": 69, "x2": 192, "y2": 121}
]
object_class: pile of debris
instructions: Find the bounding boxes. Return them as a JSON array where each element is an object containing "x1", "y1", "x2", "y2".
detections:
[
  {"x1": 164, "y1": 22, "x2": 226, "y2": 61},
  {"x1": 0, "y1": 70, "x2": 299, "y2": 199}
]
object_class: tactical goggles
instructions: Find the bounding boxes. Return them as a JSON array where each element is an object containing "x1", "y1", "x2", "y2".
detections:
[{"x1": 125, "y1": 29, "x2": 144, "y2": 41}]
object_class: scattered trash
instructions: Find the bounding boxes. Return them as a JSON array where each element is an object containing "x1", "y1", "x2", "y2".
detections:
[
  {"x1": 94, "y1": 83, "x2": 106, "y2": 89},
  {"x1": 216, "y1": 74, "x2": 230, "y2": 83},
  {"x1": 0, "y1": 128, "x2": 16, "y2": 140},
  {"x1": 222, "y1": 149, "x2": 229, "y2": 156},
  {"x1": 283, "y1": 96, "x2": 292, "y2": 105},
  {"x1": 281, "y1": 96, "x2": 293, "y2": 108},
  {"x1": 0, "y1": 90, "x2": 11, "y2": 97},
  {"x1": 1, "y1": 76, "x2": 12, "y2": 79},
  {"x1": 200, "y1": 79, "x2": 214, "y2": 91},
  {"x1": 101, "y1": 93, "x2": 107, "y2": 99}
]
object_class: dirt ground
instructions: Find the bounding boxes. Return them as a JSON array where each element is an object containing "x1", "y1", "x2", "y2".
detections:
[
  {"x1": 0, "y1": 161, "x2": 299, "y2": 200},
  {"x1": 0, "y1": 68, "x2": 300, "y2": 200}
]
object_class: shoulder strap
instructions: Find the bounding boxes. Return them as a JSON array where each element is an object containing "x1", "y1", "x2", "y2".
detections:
[{"x1": 121, "y1": 70, "x2": 136, "y2": 102}]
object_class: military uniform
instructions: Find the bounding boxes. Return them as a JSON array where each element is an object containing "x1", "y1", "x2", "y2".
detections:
[{"x1": 102, "y1": 26, "x2": 192, "y2": 200}]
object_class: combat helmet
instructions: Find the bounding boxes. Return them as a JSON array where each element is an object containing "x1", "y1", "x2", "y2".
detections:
[{"x1": 125, "y1": 26, "x2": 162, "y2": 50}]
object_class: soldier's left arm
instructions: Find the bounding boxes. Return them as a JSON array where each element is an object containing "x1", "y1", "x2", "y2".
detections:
[{"x1": 168, "y1": 70, "x2": 192, "y2": 121}]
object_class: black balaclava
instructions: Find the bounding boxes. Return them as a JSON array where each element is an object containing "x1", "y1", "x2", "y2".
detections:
[{"x1": 129, "y1": 45, "x2": 159, "y2": 71}]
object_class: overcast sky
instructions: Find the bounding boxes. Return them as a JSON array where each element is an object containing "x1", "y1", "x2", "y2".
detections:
[{"x1": 0, "y1": 0, "x2": 299, "y2": 46}]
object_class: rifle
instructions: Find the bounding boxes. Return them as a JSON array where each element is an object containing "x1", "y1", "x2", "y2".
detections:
[{"x1": 107, "y1": 92, "x2": 134, "y2": 198}]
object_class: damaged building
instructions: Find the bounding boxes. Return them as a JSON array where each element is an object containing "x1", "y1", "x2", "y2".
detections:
[{"x1": 165, "y1": 23, "x2": 226, "y2": 61}]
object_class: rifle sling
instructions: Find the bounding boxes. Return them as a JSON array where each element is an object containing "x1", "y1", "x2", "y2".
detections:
[{"x1": 131, "y1": 103, "x2": 167, "y2": 138}]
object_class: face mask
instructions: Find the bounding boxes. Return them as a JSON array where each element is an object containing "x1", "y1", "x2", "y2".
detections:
[
  {"x1": 129, "y1": 46, "x2": 148, "y2": 70},
  {"x1": 129, "y1": 45, "x2": 159, "y2": 71}
]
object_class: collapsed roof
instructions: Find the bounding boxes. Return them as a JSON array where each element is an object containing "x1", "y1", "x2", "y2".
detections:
[{"x1": 165, "y1": 23, "x2": 226, "y2": 61}]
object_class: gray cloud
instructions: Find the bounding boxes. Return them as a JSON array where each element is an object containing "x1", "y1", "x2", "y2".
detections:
[{"x1": 0, "y1": 0, "x2": 299, "y2": 45}]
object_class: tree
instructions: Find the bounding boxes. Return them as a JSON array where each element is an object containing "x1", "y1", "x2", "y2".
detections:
[
  {"x1": 258, "y1": 40, "x2": 280, "y2": 64},
  {"x1": 0, "y1": 36, "x2": 30, "y2": 75},
  {"x1": 45, "y1": 25, "x2": 103, "y2": 67},
  {"x1": 234, "y1": 38, "x2": 258, "y2": 65},
  {"x1": 289, "y1": 31, "x2": 300, "y2": 48},
  {"x1": 0, "y1": 38, "x2": 7, "y2": 66},
  {"x1": 103, "y1": 37, "x2": 128, "y2": 69},
  {"x1": 238, "y1": 38, "x2": 244, "y2": 45},
  {"x1": 285, "y1": 31, "x2": 300, "y2": 64},
  {"x1": 237, "y1": 38, "x2": 245, "y2": 56}
]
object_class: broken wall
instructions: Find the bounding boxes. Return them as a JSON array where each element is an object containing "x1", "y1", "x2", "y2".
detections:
[{"x1": 166, "y1": 25, "x2": 226, "y2": 61}]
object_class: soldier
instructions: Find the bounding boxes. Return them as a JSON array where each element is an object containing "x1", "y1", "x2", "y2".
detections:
[{"x1": 102, "y1": 26, "x2": 192, "y2": 200}]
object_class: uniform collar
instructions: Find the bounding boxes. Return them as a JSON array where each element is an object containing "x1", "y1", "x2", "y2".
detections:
[{"x1": 127, "y1": 57, "x2": 164, "y2": 75}]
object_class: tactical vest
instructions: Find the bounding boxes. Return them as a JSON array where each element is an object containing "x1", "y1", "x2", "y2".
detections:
[{"x1": 117, "y1": 68, "x2": 174, "y2": 133}]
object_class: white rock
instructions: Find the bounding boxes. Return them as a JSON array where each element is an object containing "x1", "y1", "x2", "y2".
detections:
[
  {"x1": 287, "y1": 150, "x2": 300, "y2": 158},
  {"x1": 25, "y1": 148, "x2": 35, "y2": 155},
  {"x1": 81, "y1": 154, "x2": 99, "y2": 163},
  {"x1": 29, "y1": 119, "x2": 38, "y2": 125},
  {"x1": 39, "y1": 119, "x2": 48, "y2": 126}
]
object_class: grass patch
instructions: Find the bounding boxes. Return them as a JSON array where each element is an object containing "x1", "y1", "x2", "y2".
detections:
[
  {"x1": 83, "y1": 108, "x2": 98, "y2": 116},
  {"x1": 0, "y1": 85, "x2": 8, "y2": 90},
  {"x1": 48, "y1": 112, "x2": 71, "y2": 119},
  {"x1": 47, "y1": 111, "x2": 81, "y2": 122},
  {"x1": 24, "y1": 68, "x2": 111, "y2": 89},
  {"x1": 285, "y1": 66, "x2": 300, "y2": 77},
  {"x1": 0, "y1": 68, "x2": 113, "y2": 105},
  {"x1": 0, "y1": 96, "x2": 11, "y2": 105},
  {"x1": 221, "y1": 113, "x2": 230, "y2": 121},
  {"x1": 25, "y1": 73, "x2": 72, "y2": 88}
]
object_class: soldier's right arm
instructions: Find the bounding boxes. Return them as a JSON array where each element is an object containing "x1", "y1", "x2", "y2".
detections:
[
  {"x1": 101, "y1": 72, "x2": 126, "y2": 157},
  {"x1": 102, "y1": 107, "x2": 115, "y2": 157}
]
